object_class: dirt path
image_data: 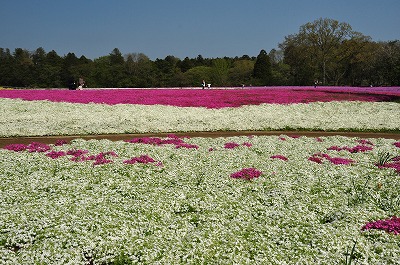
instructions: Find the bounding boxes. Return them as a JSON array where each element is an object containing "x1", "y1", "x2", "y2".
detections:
[{"x1": 1, "y1": 131, "x2": 399, "y2": 148}]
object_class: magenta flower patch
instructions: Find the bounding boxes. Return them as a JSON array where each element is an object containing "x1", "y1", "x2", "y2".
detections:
[
  {"x1": 270, "y1": 155, "x2": 288, "y2": 161},
  {"x1": 1, "y1": 87, "x2": 398, "y2": 108},
  {"x1": 308, "y1": 153, "x2": 354, "y2": 165},
  {"x1": 26, "y1": 142, "x2": 51, "y2": 153},
  {"x1": 362, "y1": 216, "x2": 400, "y2": 235},
  {"x1": 230, "y1": 168, "x2": 263, "y2": 180},
  {"x1": 224, "y1": 142, "x2": 240, "y2": 149},
  {"x1": 46, "y1": 151, "x2": 67, "y2": 159},
  {"x1": 3, "y1": 143, "x2": 28, "y2": 152},
  {"x1": 377, "y1": 158, "x2": 400, "y2": 174},
  {"x1": 55, "y1": 139, "x2": 68, "y2": 146},
  {"x1": 357, "y1": 139, "x2": 374, "y2": 146},
  {"x1": 123, "y1": 155, "x2": 156, "y2": 164},
  {"x1": 394, "y1": 142, "x2": 400, "y2": 148},
  {"x1": 126, "y1": 135, "x2": 197, "y2": 149},
  {"x1": 327, "y1": 145, "x2": 373, "y2": 153},
  {"x1": 224, "y1": 142, "x2": 252, "y2": 149}
]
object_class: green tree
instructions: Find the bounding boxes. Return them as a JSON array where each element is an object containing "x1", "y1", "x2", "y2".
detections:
[
  {"x1": 211, "y1": 58, "x2": 230, "y2": 86},
  {"x1": 253, "y1": 49, "x2": 272, "y2": 85},
  {"x1": 12, "y1": 48, "x2": 34, "y2": 87},
  {"x1": 280, "y1": 18, "x2": 365, "y2": 85},
  {"x1": 183, "y1": 66, "x2": 212, "y2": 87},
  {"x1": 228, "y1": 59, "x2": 254, "y2": 86},
  {"x1": 0, "y1": 48, "x2": 13, "y2": 86}
]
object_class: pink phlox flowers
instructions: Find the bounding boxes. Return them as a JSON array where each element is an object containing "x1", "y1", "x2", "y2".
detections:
[
  {"x1": 67, "y1": 149, "x2": 89, "y2": 157},
  {"x1": 2, "y1": 87, "x2": 398, "y2": 108},
  {"x1": 46, "y1": 151, "x2": 67, "y2": 159},
  {"x1": 224, "y1": 142, "x2": 252, "y2": 149},
  {"x1": 26, "y1": 142, "x2": 51, "y2": 153},
  {"x1": 126, "y1": 135, "x2": 196, "y2": 149},
  {"x1": 3, "y1": 143, "x2": 28, "y2": 152},
  {"x1": 308, "y1": 153, "x2": 354, "y2": 165},
  {"x1": 54, "y1": 139, "x2": 68, "y2": 146},
  {"x1": 362, "y1": 216, "x2": 400, "y2": 235},
  {"x1": 377, "y1": 158, "x2": 400, "y2": 174},
  {"x1": 270, "y1": 155, "x2": 288, "y2": 161},
  {"x1": 394, "y1": 142, "x2": 400, "y2": 148},
  {"x1": 91, "y1": 151, "x2": 118, "y2": 166},
  {"x1": 126, "y1": 137, "x2": 163, "y2": 146},
  {"x1": 175, "y1": 143, "x2": 199, "y2": 149},
  {"x1": 230, "y1": 168, "x2": 263, "y2": 180},
  {"x1": 327, "y1": 145, "x2": 373, "y2": 153},
  {"x1": 124, "y1": 155, "x2": 156, "y2": 165},
  {"x1": 357, "y1": 139, "x2": 374, "y2": 146},
  {"x1": 224, "y1": 142, "x2": 240, "y2": 149}
]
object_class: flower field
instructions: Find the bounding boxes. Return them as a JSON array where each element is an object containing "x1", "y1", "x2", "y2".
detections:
[
  {"x1": 0, "y1": 87, "x2": 399, "y2": 108},
  {"x1": 0, "y1": 87, "x2": 400, "y2": 264}
]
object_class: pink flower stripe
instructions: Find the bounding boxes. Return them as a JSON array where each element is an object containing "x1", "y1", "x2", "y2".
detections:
[
  {"x1": 308, "y1": 153, "x2": 355, "y2": 165},
  {"x1": 270, "y1": 155, "x2": 288, "y2": 161},
  {"x1": 123, "y1": 155, "x2": 156, "y2": 165},
  {"x1": 327, "y1": 145, "x2": 373, "y2": 153},
  {"x1": 1, "y1": 87, "x2": 399, "y2": 108},
  {"x1": 224, "y1": 142, "x2": 252, "y2": 149},
  {"x1": 46, "y1": 151, "x2": 67, "y2": 159},
  {"x1": 230, "y1": 168, "x2": 263, "y2": 180},
  {"x1": 126, "y1": 135, "x2": 198, "y2": 149},
  {"x1": 362, "y1": 216, "x2": 400, "y2": 235}
]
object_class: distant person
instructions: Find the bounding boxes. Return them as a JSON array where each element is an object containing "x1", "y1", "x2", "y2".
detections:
[
  {"x1": 207, "y1": 83, "x2": 211, "y2": 89},
  {"x1": 202, "y1": 80, "x2": 206, "y2": 89},
  {"x1": 314, "y1": 80, "x2": 319, "y2": 88},
  {"x1": 78, "y1": 77, "x2": 85, "y2": 90}
]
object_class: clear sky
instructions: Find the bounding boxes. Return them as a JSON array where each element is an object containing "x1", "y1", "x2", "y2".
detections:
[{"x1": 1, "y1": 0, "x2": 399, "y2": 60}]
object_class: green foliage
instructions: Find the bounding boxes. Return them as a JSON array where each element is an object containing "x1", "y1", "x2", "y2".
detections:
[{"x1": 253, "y1": 49, "x2": 272, "y2": 85}]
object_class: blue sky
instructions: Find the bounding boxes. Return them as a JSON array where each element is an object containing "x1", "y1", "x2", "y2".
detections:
[{"x1": 1, "y1": 0, "x2": 399, "y2": 60}]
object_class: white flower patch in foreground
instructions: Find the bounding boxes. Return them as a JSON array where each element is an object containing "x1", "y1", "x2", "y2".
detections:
[
  {"x1": 0, "y1": 135, "x2": 399, "y2": 264},
  {"x1": 0, "y1": 98, "x2": 399, "y2": 136}
]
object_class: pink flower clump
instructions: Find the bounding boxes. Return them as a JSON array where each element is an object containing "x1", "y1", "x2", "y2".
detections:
[
  {"x1": 308, "y1": 153, "x2": 355, "y2": 165},
  {"x1": 362, "y1": 216, "x2": 400, "y2": 235},
  {"x1": 4, "y1": 142, "x2": 51, "y2": 153},
  {"x1": 66, "y1": 149, "x2": 117, "y2": 165},
  {"x1": 230, "y1": 168, "x2": 263, "y2": 180},
  {"x1": 224, "y1": 142, "x2": 252, "y2": 149},
  {"x1": 126, "y1": 135, "x2": 198, "y2": 149},
  {"x1": 377, "y1": 157, "x2": 400, "y2": 174},
  {"x1": 123, "y1": 155, "x2": 156, "y2": 164},
  {"x1": 4, "y1": 143, "x2": 28, "y2": 152},
  {"x1": 55, "y1": 139, "x2": 68, "y2": 146},
  {"x1": 394, "y1": 142, "x2": 400, "y2": 148},
  {"x1": 270, "y1": 155, "x2": 288, "y2": 161},
  {"x1": 327, "y1": 145, "x2": 373, "y2": 153},
  {"x1": 46, "y1": 151, "x2": 67, "y2": 159}
]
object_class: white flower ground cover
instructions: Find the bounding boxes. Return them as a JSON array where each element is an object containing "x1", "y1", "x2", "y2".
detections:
[
  {"x1": 1, "y1": 134, "x2": 399, "y2": 264},
  {"x1": 0, "y1": 97, "x2": 399, "y2": 264},
  {"x1": 0, "y1": 98, "x2": 399, "y2": 137}
]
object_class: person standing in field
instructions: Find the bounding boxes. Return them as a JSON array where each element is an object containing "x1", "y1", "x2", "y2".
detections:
[{"x1": 202, "y1": 80, "x2": 206, "y2": 89}]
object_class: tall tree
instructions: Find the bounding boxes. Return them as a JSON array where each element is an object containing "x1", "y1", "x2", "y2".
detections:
[
  {"x1": 280, "y1": 18, "x2": 365, "y2": 85},
  {"x1": 211, "y1": 58, "x2": 230, "y2": 86},
  {"x1": 253, "y1": 49, "x2": 272, "y2": 85}
]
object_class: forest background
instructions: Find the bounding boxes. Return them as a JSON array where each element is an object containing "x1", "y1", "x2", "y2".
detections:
[{"x1": 1, "y1": 18, "x2": 399, "y2": 89}]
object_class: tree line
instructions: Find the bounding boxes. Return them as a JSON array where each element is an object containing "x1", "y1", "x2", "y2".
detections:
[{"x1": 1, "y1": 18, "x2": 399, "y2": 88}]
